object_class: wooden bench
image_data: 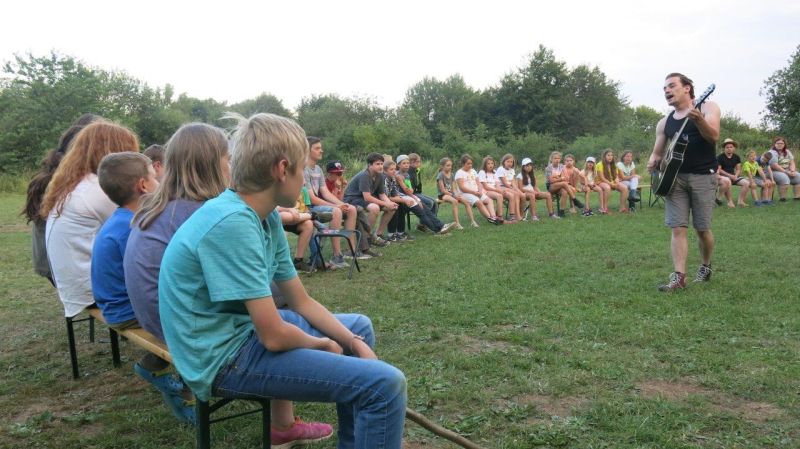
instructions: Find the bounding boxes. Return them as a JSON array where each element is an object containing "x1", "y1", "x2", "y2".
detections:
[{"x1": 67, "y1": 308, "x2": 272, "y2": 449}]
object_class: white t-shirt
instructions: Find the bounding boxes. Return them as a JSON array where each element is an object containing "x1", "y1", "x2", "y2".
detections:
[
  {"x1": 455, "y1": 169, "x2": 480, "y2": 193},
  {"x1": 477, "y1": 170, "x2": 498, "y2": 188},
  {"x1": 46, "y1": 174, "x2": 116, "y2": 317},
  {"x1": 515, "y1": 173, "x2": 535, "y2": 191},
  {"x1": 616, "y1": 161, "x2": 635, "y2": 177},
  {"x1": 495, "y1": 166, "x2": 515, "y2": 187}
]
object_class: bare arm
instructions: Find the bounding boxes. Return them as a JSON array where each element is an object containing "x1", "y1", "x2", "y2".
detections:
[
  {"x1": 647, "y1": 117, "x2": 668, "y2": 172},
  {"x1": 688, "y1": 101, "x2": 721, "y2": 143},
  {"x1": 277, "y1": 277, "x2": 376, "y2": 358},
  {"x1": 245, "y1": 296, "x2": 340, "y2": 353}
]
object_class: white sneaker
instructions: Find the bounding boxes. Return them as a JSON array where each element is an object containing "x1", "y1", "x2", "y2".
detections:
[{"x1": 438, "y1": 222, "x2": 456, "y2": 235}]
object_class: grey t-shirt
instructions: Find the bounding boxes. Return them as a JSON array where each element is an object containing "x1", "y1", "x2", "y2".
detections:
[
  {"x1": 343, "y1": 169, "x2": 384, "y2": 203},
  {"x1": 124, "y1": 199, "x2": 203, "y2": 341},
  {"x1": 303, "y1": 165, "x2": 325, "y2": 196}
]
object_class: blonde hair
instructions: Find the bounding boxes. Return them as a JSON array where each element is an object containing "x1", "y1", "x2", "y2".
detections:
[
  {"x1": 135, "y1": 123, "x2": 229, "y2": 230},
  {"x1": 548, "y1": 151, "x2": 562, "y2": 164},
  {"x1": 226, "y1": 112, "x2": 309, "y2": 194},
  {"x1": 41, "y1": 121, "x2": 139, "y2": 218},
  {"x1": 500, "y1": 153, "x2": 515, "y2": 168}
]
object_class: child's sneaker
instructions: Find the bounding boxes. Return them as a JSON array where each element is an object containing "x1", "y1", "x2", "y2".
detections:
[
  {"x1": 549, "y1": 213, "x2": 561, "y2": 220},
  {"x1": 658, "y1": 272, "x2": 686, "y2": 292},
  {"x1": 329, "y1": 254, "x2": 349, "y2": 269},
  {"x1": 416, "y1": 223, "x2": 432, "y2": 234},
  {"x1": 271, "y1": 417, "x2": 333, "y2": 449},
  {"x1": 530, "y1": 215, "x2": 539, "y2": 222},
  {"x1": 437, "y1": 222, "x2": 456, "y2": 235},
  {"x1": 370, "y1": 235, "x2": 389, "y2": 247},
  {"x1": 470, "y1": 221, "x2": 480, "y2": 228},
  {"x1": 400, "y1": 232, "x2": 415, "y2": 241},
  {"x1": 362, "y1": 248, "x2": 382, "y2": 258},
  {"x1": 454, "y1": 223, "x2": 464, "y2": 230},
  {"x1": 693, "y1": 264, "x2": 712, "y2": 282}
]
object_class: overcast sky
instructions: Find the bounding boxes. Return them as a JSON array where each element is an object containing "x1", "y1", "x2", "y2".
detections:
[{"x1": 2, "y1": 0, "x2": 798, "y2": 126}]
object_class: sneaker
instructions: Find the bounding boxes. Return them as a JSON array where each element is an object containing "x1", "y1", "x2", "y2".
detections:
[
  {"x1": 416, "y1": 223, "x2": 432, "y2": 234},
  {"x1": 293, "y1": 259, "x2": 315, "y2": 273},
  {"x1": 437, "y1": 222, "x2": 456, "y2": 235},
  {"x1": 362, "y1": 248, "x2": 382, "y2": 258},
  {"x1": 573, "y1": 197, "x2": 584, "y2": 209},
  {"x1": 454, "y1": 223, "x2": 464, "y2": 230},
  {"x1": 754, "y1": 201, "x2": 762, "y2": 207},
  {"x1": 344, "y1": 251, "x2": 372, "y2": 260},
  {"x1": 530, "y1": 215, "x2": 540, "y2": 222},
  {"x1": 694, "y1": 264, "x2": 712, "y2": 282},
  {"x1": 271, "y1": 416, "x2": 334, "y2": 449},
  {"x1": 309, "y1": 211, "x2": 333, "y2": 223},
  {"x1": 329, "y1": 254, "x2": 349, "y2": 269},
  {"x1": 658, "y1": 272, "x2": 686, "y2": 292},
  {"x1": 371, "y1": 235, "x2": 389, "y2": 247},
  {"x1": 400, "y1": 232, "x2": 415, "y2": 241},
  {"x1": 471, "y1": 221, "x2": 480, "y2": 228},
  {"x1": 549, "y1": 213, "x2": 561, "y2": 220}
]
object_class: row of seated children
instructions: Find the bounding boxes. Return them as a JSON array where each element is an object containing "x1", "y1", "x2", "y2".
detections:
[
  {"x1": 34, "y1": 119, "x2": 344, "y2": 445},
  {"x1": 716, "y1": 137, "x2": 787, "y2": 207},
  {"x1": 434, "y1": 149, "x2": 644, "y2": 222}
]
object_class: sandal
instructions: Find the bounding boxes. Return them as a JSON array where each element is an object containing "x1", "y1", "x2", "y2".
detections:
[{"x1": 134, "y1": 363, "x2": 196, "y2": 425}]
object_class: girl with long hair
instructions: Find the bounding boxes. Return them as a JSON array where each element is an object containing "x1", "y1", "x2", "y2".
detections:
[
  {"x1": 545, "y1": 151, "x2": 583, "y2": 211},
  {"x1": 495, "y1": 153, "x2": 524, "y2": 222},
  {"x1": 436, "y1": 157, "x2": 468, "y2": 229},
  {"x1": 596, "y1": 149, "x2": 630, "y2": 212},
  {"x1": 516, "y1": 158, "x2": 557, "y2": 220},
  {"x1": 478, "y1": 156, "x2": 507, "y2": 220},
  {"x1": 42, "y1": 121, "x2": 139, "y2": 318}
]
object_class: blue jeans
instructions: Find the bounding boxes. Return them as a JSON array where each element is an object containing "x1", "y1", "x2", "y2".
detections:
[{"x1": 213, "y1": 311, "x2": 407, "y2": 449}]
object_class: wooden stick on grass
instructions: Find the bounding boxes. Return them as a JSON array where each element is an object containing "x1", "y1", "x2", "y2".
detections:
[{"x1": 405, "y1": 407, "x2": 489, "y2": 449}]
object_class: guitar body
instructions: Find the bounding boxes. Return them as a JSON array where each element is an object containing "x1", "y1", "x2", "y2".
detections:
[
  {"x1": 651, "y1": 83, "x2": 716, "y2": 197},
  {"x1": 652, "y1": 134, "x2": 688, "y2": 196}
]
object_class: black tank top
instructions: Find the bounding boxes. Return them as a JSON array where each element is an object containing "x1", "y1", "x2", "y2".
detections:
[{"x1": 664, "y1": 111, "x2": 717, "y2": 174}]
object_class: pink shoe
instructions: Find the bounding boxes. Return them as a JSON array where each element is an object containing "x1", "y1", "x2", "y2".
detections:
[{"x1": 271, "y1": 416, "x2": 333, "y2": 448}]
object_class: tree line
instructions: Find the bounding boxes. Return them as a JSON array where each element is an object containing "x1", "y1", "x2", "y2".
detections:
[{"x1": 2, "y1": 45, "x2": 795, "y2": 174}]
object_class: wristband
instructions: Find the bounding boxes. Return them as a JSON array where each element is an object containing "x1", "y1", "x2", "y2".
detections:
[{"x1": 350, "y1": 334, "x2": 366, "y2": 353}]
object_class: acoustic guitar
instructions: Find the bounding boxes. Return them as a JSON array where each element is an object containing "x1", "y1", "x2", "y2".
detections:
[{"x1": 651, "y1": 84, "x2": 716, "y2": 196}]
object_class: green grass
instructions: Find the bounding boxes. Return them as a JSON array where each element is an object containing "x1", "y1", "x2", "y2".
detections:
[{"x1": 1, "y1": 191, "x2": 799, "y2": 449}]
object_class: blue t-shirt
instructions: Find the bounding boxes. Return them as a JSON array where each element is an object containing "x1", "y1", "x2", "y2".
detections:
[
  {"x1": 158, "y1": 189, "x2": 297, "y2": 401},
  {"x1": 91, "y1": 207, "x2": 136, "y2": 325},
  {"x1": 124, "y1": 199, "x2": 203, "y2": 342}
]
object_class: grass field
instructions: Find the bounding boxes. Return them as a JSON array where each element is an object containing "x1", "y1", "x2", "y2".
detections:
[{"x1": 1, "y1": 191, "x2": 799, "y2": 449}]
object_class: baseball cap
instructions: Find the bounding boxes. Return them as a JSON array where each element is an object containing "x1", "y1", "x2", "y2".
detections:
[
  {"x1": 396, "y1": 154, "x2": 410, "y2": 164},
  {"x1": 326, "y1": 160, "x2": 345, "y2": 173},
  {"x1": 586, "y1": 156, "x2": 596, "y2": 163},
  {"x1": 521, "y1": 157, "x2": 533, "y2": 166}
]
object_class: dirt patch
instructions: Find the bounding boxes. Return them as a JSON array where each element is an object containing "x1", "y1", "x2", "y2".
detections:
[
  {"x1": 459, "y1": 335, "x2": 522, "y2": 354},
  {"x1": 510, "y1": 394, "x2": 587, "y2": 418},
  {"x1": 636, "y1": 379, "x2": 783, "y2": 423}
]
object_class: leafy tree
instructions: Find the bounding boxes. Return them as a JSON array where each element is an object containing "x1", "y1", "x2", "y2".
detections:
[
  {"x1": 402, "y1": 75, "x2": 480, "y2": 145},
  {"x1": 762, "y1": 44, "x2": 800, "y2": 140},
  {"x1": 230, "y1": 93, "x2": 292, "y2": 118},
  {"x1": 490, "y1": 46, "x2": 625, "y2": 141}
]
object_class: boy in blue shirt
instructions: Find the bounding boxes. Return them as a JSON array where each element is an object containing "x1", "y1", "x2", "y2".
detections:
[
  {"x1": 92, "y1": 152, "x2": 196, "y2": 423},
  {"x1": 159, "y1": 113, "x2": 406, "y2": 448}
]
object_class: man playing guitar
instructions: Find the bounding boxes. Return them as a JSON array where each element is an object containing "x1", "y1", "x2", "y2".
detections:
[{"x1": 647, "y1": 73, "x2": 721, "y2": 292}]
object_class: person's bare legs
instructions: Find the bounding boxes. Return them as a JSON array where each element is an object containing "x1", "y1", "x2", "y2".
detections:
[
  {"x1": 328, "y1": 207, "x2": 344, "y2": 255},
  {"x1": 295, "y1": 219, "x2": 313, "y2": 260},
  {"x1": 342, "y1": 204, "x2": 358, "y2": 251},
  {"x1": 366, "y1": 203, "x2": 381, "y2": 230},
  {"x1": 736, "y1": 180, "x2": 750, "y2": 206},
  {"x1": 617, "y1": 184, "x2": 629, "y2": 210},
  {"x1": 671, "y1": 226, "x2": 689, "y2": 274},
  {"x1": 376, "y1": 208, "x2": 395, "y2": 235},
  {"x1": 718, "y1": 176, "x2": 734, "y2": 207},
  {"x1": 697, "y1": 229, "x2": 714, "y2": 267},
  {"x1": 461, "y1": 197, "x2": 477, "y2": 224}
]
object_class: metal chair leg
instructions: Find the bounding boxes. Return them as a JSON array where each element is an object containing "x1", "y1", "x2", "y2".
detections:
[
  {"x1": 66, "y1": 317, "x2": 80, "y2": 379},
  {"x1": 109, "y1": 328, "x2": 121, "y2": 367},
  {"x1": 261, "y1": 400, "x2": 271, "y2": 449},
  {"x1": 197, "y1": 400, "x2": 211, "y2": 449}
]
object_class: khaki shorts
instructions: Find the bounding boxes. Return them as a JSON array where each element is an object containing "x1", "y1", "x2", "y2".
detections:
[{"x1": 665, "y1": 173, "x2": 717, "y2": 230}]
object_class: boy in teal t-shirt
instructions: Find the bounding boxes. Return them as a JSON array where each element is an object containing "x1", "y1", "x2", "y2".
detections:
[{"x1": 158, "y1": 113, "x2": 406, "y2": 449}]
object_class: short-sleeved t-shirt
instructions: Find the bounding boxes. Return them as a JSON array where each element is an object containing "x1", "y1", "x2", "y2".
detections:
[
  {"x1": 495, "y1": 166, "x2": 515, "y2": 187},
  {"x1": 582, "y1": 168, "x2": 597, "y2": 184},
  {"x1": 92, "y1": 207, "x2": 136, "y2": 325},
  {"x1": 124, "y1": 199, "x2": 204, "y2": 342},
  {"x1": 159, "y1": 189, "x2": 297, "y2": 401},
  {"x1": 616, "y1": 161, "x2": 636, "y2": 177},
  {"x1": 594, "y1": 162, "x2": 616, "y2": 182},
  {"x1": 477, "y1": 170, "x2": 498, "y2": 188},
  {"x1": 757, "y1": 156, "x2": 773, "y2": 176},
  {"x1": 771, "y1": 150, "x2": 794, "y2": 170},
  {"x1": 545, "y1": 163, "x2": 566, "y2": 183},
  {"x1": 741, "y1": 160, "x2": 759, "y2": 178},
  {"x1": 717, "y1": 153, "x2": 742, "y2": 175},
  {"x1": 46, "y1": 174, "x2": 117, "y2": 318},
  {"x1": 303, "y1": 165, "x2": 325, "y2": 197},
  {"x1": 515, "y1": 172, "x2": 536, "y2": 188},
  {"x1": 343, "y1": 169, "x2": 384, "y2": 203},
  {"x1": 436, "y1": 171, "x2": 455, "y2": 195},
  {"x1": 454, "y1": 169, "x2": 479, "y2": 193}
]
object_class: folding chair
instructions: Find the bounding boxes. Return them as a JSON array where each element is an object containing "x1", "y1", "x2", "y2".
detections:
[{"x1": 313, "y1": 229, "x2": 362, "y2": 279}]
